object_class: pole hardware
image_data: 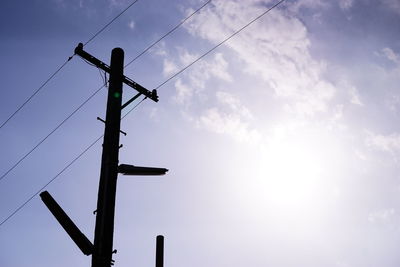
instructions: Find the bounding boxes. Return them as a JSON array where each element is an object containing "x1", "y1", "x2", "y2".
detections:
[
  {"x1": 118, "y1": 164, "x2": 168, "y2": 176},
  {"x1": 74, "y1": 43, "x2": 159, "y2": 102},
  {"x1": 121, "y1": 92, "x2": 141, "y2": 110},
  {"x1": 40, "y1": 191, "x2": 94, "y2": 256},
  {"x1": 97, "y1": 117, "x2": 127, "y2": 136}
]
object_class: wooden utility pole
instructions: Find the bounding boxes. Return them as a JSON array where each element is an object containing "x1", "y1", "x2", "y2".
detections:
[
  {"x1": 92, "y1": 47, "x2": 123, "y2": 267},
  {"x1": 40, "y1": 44, "x2": 167, "y2": 267}
]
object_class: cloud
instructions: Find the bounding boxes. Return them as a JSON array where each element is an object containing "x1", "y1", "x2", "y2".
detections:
[
  {"x1": 156, "y1": 45, "x2": 255, "y2": 142},
  {"x1": 150, "y1": 41, "x2": 168, "y2": 57},
  {"x1": 339, "y1": 0, "x2": 354, "y2": 10},
  {"x1": 163, "y1": 59, "x2": 179, "y2": 77},
  {"x1": 199, "y1": 107, "x2": 261, "y2": 144},
  {"x1": 386, "y1": 94, "x2": 400, "y2": 112},
  {"x1": 184, "y1": 0, "x2": 336, "y2": 116},
  {"x1": 173, "y1": 79, "x2": 193, "y2": 106},
  {"x1": 287, "y1": 0, "x2": 327, "y2": 13},
  {"x1": 108, "y1": 0, "x2": 129, "y2": 8},
  {"x1": 348, "y1": 85, "x2": 363, "y2": 106},
  {"x1": 175, "y1": 51, "x2": 232, "y2": 89},
  {"x1": 216, "y1": 91, "x2": 253, "y2": 119},
  {"x1": 381, "y1": 47, "x2": 400, "y2": 65},
  {"x1": 383, "y1": 0, "x2": 400, "y2": 15},
  {"x1": 128, "y1": 20, "x2": 135, "y2": 30},
  {"x1": 156, "y1": 0, "x2": 363, "y2": 143},
  {"x1": 365, "y1": 131, "x2": 400, "y2": 154},
  {"x1": 196, "y1": 90, "x2": 261, "y2": 143},
  {"x1": 368, "y1": 208, "x2": 395, "y2": 224},
  {"x1": 160, "y1": 48, "x2": 232, "y2": 106}
]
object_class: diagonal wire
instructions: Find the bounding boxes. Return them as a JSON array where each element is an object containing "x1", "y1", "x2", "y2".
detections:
[
  {"x1": 0, "y1": 134, "x2": 104, "y2": 227},
  {"x1": 0, "y1": 0, "x2": 211, "y2": 184},
  {"x1": 0, "y1": 98, "x2": 146, "y2": 227},
  {"x1": 0, "y1": 85, "x2": 105, "y2": 182},
  {"x1": 0, "y1": 0, "x2": 140, "y2": 131},
  {"x1": 124, "y1": 0, "x2": 211, "y2": 68},
  {"x1": 0, "y1": 55, "x2": 74, "y2": 131},
  {"x1": 0, "y1": 0, "x2": 286, "y2": 227},
  {"x1": 155, "y1": 0, "x2": 286, "y2": 90},
  {"x1": 84, "y1": 0, "x2": 140, "y2": 46}
]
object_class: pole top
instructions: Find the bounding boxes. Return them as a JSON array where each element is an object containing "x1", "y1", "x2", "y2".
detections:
[{"x1": 112, "y1": 47, "x2": 124, "y2": 57}]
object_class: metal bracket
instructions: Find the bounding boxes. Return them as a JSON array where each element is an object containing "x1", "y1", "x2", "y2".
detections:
[
  {"x1": 75, "y1": 43, "x2": 159, "y2": 102},
  {"x1": 97, "y1": 117, "x2": 127, "y2": 136}
]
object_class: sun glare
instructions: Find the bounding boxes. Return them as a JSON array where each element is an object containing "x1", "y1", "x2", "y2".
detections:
[
  {"x1": 237, "y1": 124, "x2": 336, "y2": 221},
  {"x1": 257, "y1": 138, "x2": 323, "y2": 208}
]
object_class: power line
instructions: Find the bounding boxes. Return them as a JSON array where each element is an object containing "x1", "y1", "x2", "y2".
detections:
[
  {"x1": 123, "y1": 96, "x2": 147, "y2": 118},
  {"x1": 124, "y1": 0, "x2": 211, "y2": 68},
  {"x1": 0, "y1": 135, "x2": 103, "y2": 227},
  {"x1": 0, "y1": 0, "x2": 210, "y2": 184},
  {"x1": 0, "y1": 0, "x2": 210, "y2": 225},
  {"x1": 0, "y1": 0, "x2": 140, "y2": 131},
  {"x1": 0, "y1": 55, "x2": 74, "y2": 131},
  {"x1": 0, "y1": 0, "x2": 286, "y2": 227},
  {"x1": 0, "y1": 84, "x2": 105, "y2": 182},
  {"x1": 84, "y1": 0, "x2": 140, "y2": 46},
  {"x1": 156, "y1": 0, "x2": 287, "y2": 90},
  {"x1": 0, "y1": 97, "x2": 146, "y2": 227}
]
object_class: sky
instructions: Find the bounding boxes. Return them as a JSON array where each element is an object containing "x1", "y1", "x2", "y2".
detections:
[{"x1": 1, "y1": 0, "x2": 400, "y2": 266}]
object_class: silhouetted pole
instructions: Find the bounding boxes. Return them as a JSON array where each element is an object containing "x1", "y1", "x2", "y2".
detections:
[
  {"x1": 41, "y1": 43, "x2": 167, "y2": 267},
  {"x1": 156, "y1": 235, "x2": 164, "y2": 267},
  {"x1": 92, "y1": 47, "x2": 124, "y2": 267}
]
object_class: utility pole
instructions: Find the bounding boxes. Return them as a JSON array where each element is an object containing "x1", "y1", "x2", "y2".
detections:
[
  {"x1": 40, "y1": 44, "x2": 167, "y2": 267},
  {"x1": 92, "y1": 46, "x2": 123, "y2": 267}
]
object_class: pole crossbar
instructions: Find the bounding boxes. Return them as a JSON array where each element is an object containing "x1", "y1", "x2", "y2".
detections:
[{"x1": 74, "y1": 43, "x2": 159, "y2": 102}]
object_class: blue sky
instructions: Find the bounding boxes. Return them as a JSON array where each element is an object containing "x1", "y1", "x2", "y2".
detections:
[{"x1": 1, "y1": 0, "x2": 400, "y2": 266}]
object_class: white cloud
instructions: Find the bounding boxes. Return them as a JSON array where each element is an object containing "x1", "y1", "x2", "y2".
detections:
[
  {"x1": 349, "y1": 85, "x2": 363, "y2": 106},
  {"x1": 199, "y1": 107, "x2": 261, "y2": 143},
  {"x1": 128, "y1": 20, "x2": 135, "y2": 30},
  {"x1": 176, "y1": 51, "x2": 232, "y2": 88},
  {"x1": 146, "y1": 107, "x2": 160, "y2": 122},
  {"x1": 197, "y1": 91, "x2": 260, "y2": 143},
  {"x1": 339, "y1": 0, "x2": 354, "y2": 10},
  {"x1": 382, "y1": 47, "x2": 400, "y2": 65},
  {"x1": 108, "y1": 0, "x2": 128, "y2": 8},
  {"x1": 287, "y1": 0, "x2": 327, "y2": 13},
  {"x1": 184, "y1": 0, "x2": 336, "y2": 116},
  {"x1": 386, "y1": 94, "x2": 400, "y2": 112},
  {"x1": 368, "y1": 208, "x2": 395, "y2": 224},
  {"x1": 178, "y1": 48, "x2": 199, "y2": 66},
  {"x1": 216, "y1": 91, "x2": 253, "y2": 119},
  {"x1": 173, "y1": 79, "x2": 193, "y2": 106},
  {"x1": 157, "y1": 0, "x2": 360, "y2": 143},
  {"x1": 163, "y1": 59, "x2": 179, "y2": 77},
  {"x1": 365, "y1": 131, "x2": 400, "y2": 153},
  {"x1": 150, "y1": 41, "x2": 168, "y2": 57},
  {"x1": 383, "y1": 0, "x2": 400, "y2": 15},
  {"x1": 160, "y1": 48, "x2": 231, "y2": 107}
]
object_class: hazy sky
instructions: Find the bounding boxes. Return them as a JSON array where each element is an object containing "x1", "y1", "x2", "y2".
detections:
[{"x1": 1, "y1": 0, "x2": 400, "y2": 266}]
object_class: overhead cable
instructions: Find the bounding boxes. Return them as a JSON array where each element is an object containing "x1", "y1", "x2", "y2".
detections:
[
  {"x1": 0, "y1": 0, "x2": 140, "y2": 131},
  {"x1": 124, "y1": 0, "x2": 212, "y2": 68},
  {"x1": 0, "y1": 0, "x2": 211, "y2": 184},
  {"x1": 0, "y1": 96, "x2": 146, "y2": 227},
  {"x1": 0, "y1": 0, "x2": 286, "y2": 226},
  {"x1": 156, "y1": 0, "x2": 287, "y2": 89}
]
